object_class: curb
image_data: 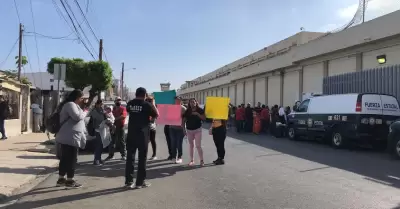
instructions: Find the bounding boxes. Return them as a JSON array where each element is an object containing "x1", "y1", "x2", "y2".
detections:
[
  {"x1": 0, "y1": 144, "x2": 58, "y2": 207},
  {"x1": 0, "y1": 162, "x2": 58, "y2": 206}
]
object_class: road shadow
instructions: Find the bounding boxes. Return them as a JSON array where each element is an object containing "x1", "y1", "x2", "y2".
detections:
[
  {"x1": 16, "y1": 155, "x2": 57, "y2": 160},
  {"x1": 392, "y1": 203, "x2": 400, "y2": 209},
  {"x1": 0, "y1": 166, "x2": 54, "y2": 175},
  {"x1": 12, "y1": 142, "x2": 40, "y2": 144},
  {"x1": 73, "y1": 158, "x2": 206, "y2": 179},
  {"x1": 1, "y1": 158, "x2": 211, "y2": 208},
  {"x1": 207, "y1": 124, "x2": 400, "y2": 189},
  {"x1": 3, "y1": 187, "x2": 127, "y2": 209}
]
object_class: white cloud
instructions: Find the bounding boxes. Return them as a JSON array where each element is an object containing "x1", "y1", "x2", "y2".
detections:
[
  {"x1": 337, "y1": 3, "x2": 358, "y2": 19},
  {"x1": 337, "y1": 0, "x2": 400, "y2": 20}
]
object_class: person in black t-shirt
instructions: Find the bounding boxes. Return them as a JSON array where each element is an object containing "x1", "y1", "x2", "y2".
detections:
[
  {"x1": 184, "y1": 98, "x2": 206, "y2": 166},
  {"x1": 124, "y1": 87, "x2": 158, "y2": 189}
]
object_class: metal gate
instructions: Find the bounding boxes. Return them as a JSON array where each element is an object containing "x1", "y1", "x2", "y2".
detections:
[
  {"x1": 20, "y1": 85, "x2": 29, "y2": 132},
  {"x1": 323, "y1": 64, "x2": 400, "y2": 101}
]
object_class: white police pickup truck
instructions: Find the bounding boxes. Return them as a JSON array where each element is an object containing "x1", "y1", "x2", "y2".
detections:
[{"x1": 287, "y1": 93, "x2": 400, "y2": 149}]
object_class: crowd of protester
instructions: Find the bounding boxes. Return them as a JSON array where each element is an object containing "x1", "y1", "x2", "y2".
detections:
[
  {"x1": 52, "y1": 88, "x2": 227, "y2": 189},
  {"x1": 232, "y1": 101, "x2": 300, "y2": 137}
]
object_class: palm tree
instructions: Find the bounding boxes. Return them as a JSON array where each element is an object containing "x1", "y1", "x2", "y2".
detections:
[{"x1": 15, "y1": 56, "x2": 28, "y2": 67}]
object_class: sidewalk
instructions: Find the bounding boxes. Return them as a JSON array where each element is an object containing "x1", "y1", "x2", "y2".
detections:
[{"x1": 0, "y1": 133, "x2": 58, "y2": 202}]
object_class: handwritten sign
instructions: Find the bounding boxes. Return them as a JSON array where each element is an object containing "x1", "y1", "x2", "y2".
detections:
[
  {"x1": 153, "y1": 90, "x2": 176, "y2": 105},
  {"x1": 157, "y1": 104, "x2": 182, "y2": 125},
  {"x1": 205, "y1": 97, "x2": 230, "y2": 120}
]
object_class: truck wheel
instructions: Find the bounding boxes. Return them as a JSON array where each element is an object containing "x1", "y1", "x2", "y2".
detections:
[
  {"x1": 388, "y1": 134, "x2": 400, "y2": 160},
  {"x1": 331, "y1": 130, "x2": 346, "y2": 149},
  {"x1": 287, "y1": 126, "x2": 298, "y2": 140}
]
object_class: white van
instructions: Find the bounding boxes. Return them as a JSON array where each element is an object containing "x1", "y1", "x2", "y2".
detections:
[{"x1": 287, "y1": 93, "x2": 400, "y2": 149}]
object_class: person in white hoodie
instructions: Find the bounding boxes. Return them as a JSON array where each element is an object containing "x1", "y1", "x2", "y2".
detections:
[{"x1": 55, "y1": 90, "x2": 88, "y2": 188}]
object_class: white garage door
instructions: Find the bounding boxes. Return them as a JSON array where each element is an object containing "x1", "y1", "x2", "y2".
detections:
[
  {"x1": 222, "y1": 87, "x2": 228, "y2": 97},
  {"x1": 196, "y1": 92, "x2": 201, "y2": 102},
  {"x1": 283, "y1": 71, "x2": 300, "y2": 107},
  {"x1": 245, "y1": 80, "x2": 254, "y2": 105},
  {"x1": 228, "y1": 85, "x2": 236, "y2": 105},
  {"x1": 236, "y1": 82, "x2": 244, "y2": 105},
  {"x1": 255, "y1": 78, "x2": 266, "y2": 105},
  {"x1": 303, "y1": 62, "x2": 324, "y2": 95},
  {"x1": 328, "y1": 56, "x2": 356, "y2": 76},
  {"x1": 217, "y1": 88, "x2": 223, "y2": 97},
  {"x1": 268, "y1": 75, "x2": 281, "y2": 106}
]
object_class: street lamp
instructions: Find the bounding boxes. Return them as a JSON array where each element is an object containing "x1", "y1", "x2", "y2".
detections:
[{"x1": 121, "y1": 62, "x2": 136, "y2": 100}]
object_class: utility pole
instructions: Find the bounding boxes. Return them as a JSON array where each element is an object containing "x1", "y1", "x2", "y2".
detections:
[
  {"x1": 121, "y1": 62, "x2": 124, "y2": 99},
  {"x1": 97, "y1": 39, "x2": 103, "y2": 100},
  {"x1": 17, "y1": 23, "x2": 23, "y2": 81},
  {"x1": 99, "y1": 39, "x2": 103, "y2": 61}
]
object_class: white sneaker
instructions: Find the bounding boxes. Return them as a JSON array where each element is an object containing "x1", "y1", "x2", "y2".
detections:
[
  {"x1": 175, "y1": 158, "x2": 183, "y2": 164},
  {"x1": 149, "y1": 156, "x2": 157, "y2": 160}
]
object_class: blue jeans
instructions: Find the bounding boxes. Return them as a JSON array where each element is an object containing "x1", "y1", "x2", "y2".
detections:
[
  {"x1": 169, "y1": 128, "x2": 184, "y2": 159},
  {"x1": 94, "y1": 132, "x2": 103, "y2": 162}
]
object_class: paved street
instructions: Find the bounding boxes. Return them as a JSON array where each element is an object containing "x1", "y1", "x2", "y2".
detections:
[{"x1": 3, "y1": 126, "x2": 400, "y2": 209}]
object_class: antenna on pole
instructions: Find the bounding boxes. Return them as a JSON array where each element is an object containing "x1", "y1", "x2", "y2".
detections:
[{"x1": 362, "y1": 0, "x2": 366, "y2": 23}]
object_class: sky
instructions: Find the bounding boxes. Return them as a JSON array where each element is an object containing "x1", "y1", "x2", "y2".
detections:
[{"x1": 0, "y1": 0, "x2": 399, "y2": 93}]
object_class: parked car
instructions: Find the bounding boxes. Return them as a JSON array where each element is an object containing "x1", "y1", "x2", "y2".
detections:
[
  {"x1": 388, "y1": 120, "x2": 400, "y2": 159},
  {"x1": 287, "y1": 93, "x2": 400, "y2": 149}
]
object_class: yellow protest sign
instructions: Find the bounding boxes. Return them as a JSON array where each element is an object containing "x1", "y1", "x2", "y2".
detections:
[{"x1": 205, "y1": 97, "x2": 230, "y2": 120}]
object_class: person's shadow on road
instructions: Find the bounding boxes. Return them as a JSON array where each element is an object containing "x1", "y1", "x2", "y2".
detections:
[{"x1": 72, "y1": 158, "x2": 211, "y2": 180}]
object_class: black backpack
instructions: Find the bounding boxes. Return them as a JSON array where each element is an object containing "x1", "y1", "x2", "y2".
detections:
[
  {"x1": 46, "y1": 112, "x2": 62, "y2": 134},
  {"x1": 46, "y1": 103, "x2": 67, "y2": 134}
]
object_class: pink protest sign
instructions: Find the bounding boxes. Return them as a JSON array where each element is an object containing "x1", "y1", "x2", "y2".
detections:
[{"x1": 157, "y1": 104, "x2": 182, "y2": 126}]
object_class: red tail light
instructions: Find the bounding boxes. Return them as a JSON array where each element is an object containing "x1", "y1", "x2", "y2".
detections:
[{"x1": 355, "y1": 101, "x2": 362, "y2": 112}]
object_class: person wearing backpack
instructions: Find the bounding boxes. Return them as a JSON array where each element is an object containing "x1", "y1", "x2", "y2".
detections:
[{"x1": 55, "y1": 90, "x2": 88, "y2": 188}]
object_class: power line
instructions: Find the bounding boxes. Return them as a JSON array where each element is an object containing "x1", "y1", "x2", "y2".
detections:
[
  {"x1": 13, "y1": 0, "x2": 21, "y2": 23},
  {"x1": 74, "y1": 0, "x2": 99, "y2": 41},
  {"x1": 63, "y1": 0, "x2": 97, "y2": 56},
  {"x1": 25, "y1": 32, "x2": 78, "y2": 40},
  {"x1": 22, "y1": 40, "x2": 37, "y2": 86},
  {"x1": 86, "y1": 0, "x2": 90, "y2": 13},
  {"x1": 0, "y1": 37, "x2": 19, "y2": 69},
  {"x1": 74, "y1": 0, "x2": 110, "y2": 62},
  {"x1": 51, "y1": 0, "x2": 87, "y2": 40},
  {"x1": 52, "y1": 0, "x2": 76, "y2": 34},
  {"x1": 29, "y1": 0, "x2": 43, "y2": 87},
  {"x1": 59, "y1": 0, "x2": 96, "y2": 59}
]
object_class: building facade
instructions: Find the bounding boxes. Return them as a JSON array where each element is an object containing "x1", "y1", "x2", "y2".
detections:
[{"x1": 178, "y1": 10, "x2": 400, "y2": 107}]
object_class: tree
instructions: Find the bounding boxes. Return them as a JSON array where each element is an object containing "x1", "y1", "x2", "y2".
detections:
[
  {"x1": 47, "y1": 57, "x2": 90, "y2": 90},
  {"x1": 86, "y1": 60, "x2": 113, "y2": 104},
  {"x1": 15, "y1": 56, "x2": 28, "y2": 67},
  {"x1": 47, "y1": 57, "x2": 113, "y2": 106},
  {"x1": 14, "y1": 55, "x2": 31, "y2": 85}
]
